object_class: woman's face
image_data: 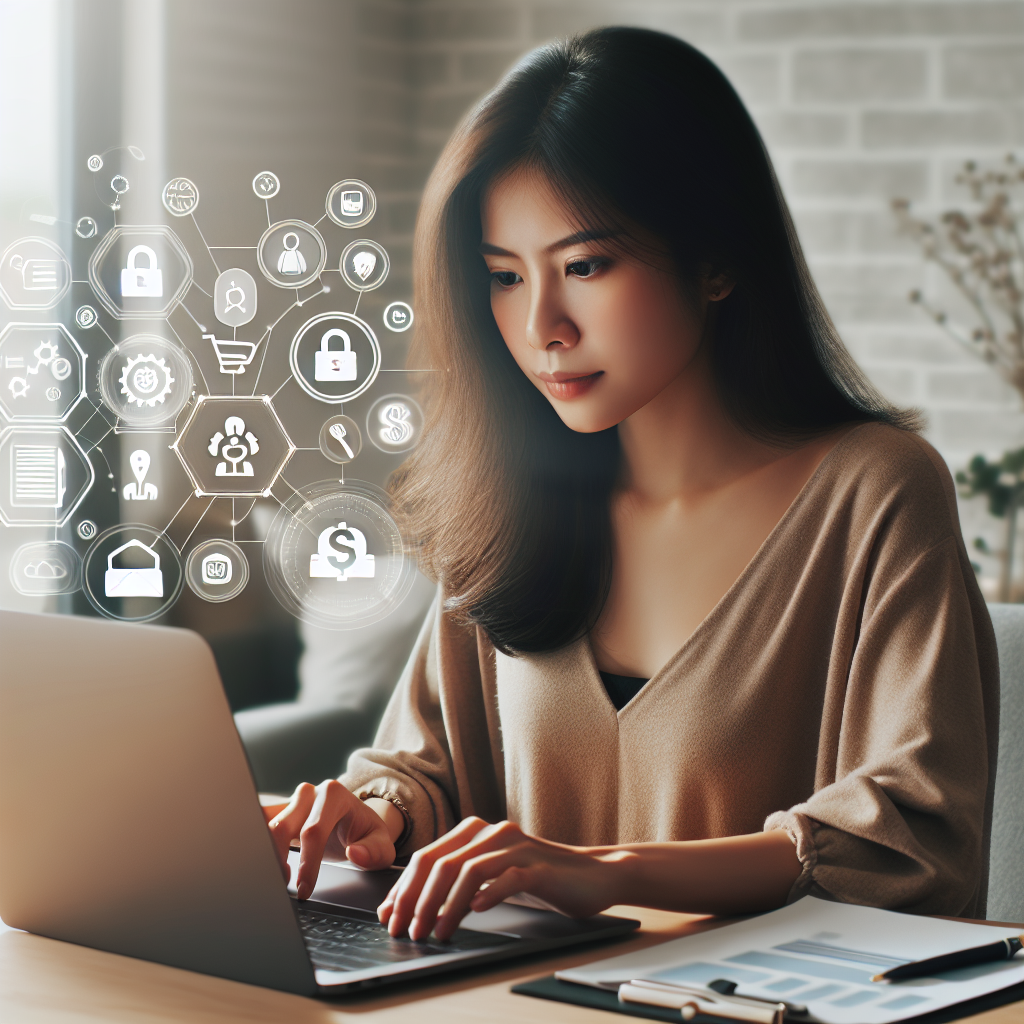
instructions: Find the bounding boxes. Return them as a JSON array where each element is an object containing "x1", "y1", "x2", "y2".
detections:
[{"x1": 481, "y1": 166, "x2": 721, "y2": 434}]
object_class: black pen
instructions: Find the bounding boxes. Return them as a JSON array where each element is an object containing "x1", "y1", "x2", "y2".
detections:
[{"x1": 872, "y1": 935, "x2": 1023, "y2": 982}]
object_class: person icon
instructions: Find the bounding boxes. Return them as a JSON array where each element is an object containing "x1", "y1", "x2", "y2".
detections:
[{"x1": 277, "y1": 232, "x2": 306, "y2": 277}]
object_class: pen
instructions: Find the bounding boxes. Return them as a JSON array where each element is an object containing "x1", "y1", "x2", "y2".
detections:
[
  {"x1": 872, "y1": 934, "x2": 1023, "y2": 982},
  {"x1": 619, "y1": 979, "x2": 787, "y2": 1024}
]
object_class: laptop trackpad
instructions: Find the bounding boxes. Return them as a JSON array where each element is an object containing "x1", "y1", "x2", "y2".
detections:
[{"x1": 285, "y1": 854, "x2": 573, "y2": 938}]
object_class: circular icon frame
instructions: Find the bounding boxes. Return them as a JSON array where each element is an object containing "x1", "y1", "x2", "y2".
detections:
[
  {"x1": 289, "y1": 311, "x2": 381, "y2": 404},
  {"x1": 252, "y1": 170, "x2": 281, "y2": 200},
  {"x1": 185, "y1": 539, "x2": 250, "y2": 603},
  {"x1": 339, "y1": 239, "x2": 389, "y2": 293},
  {"x1": 10, "y1": 540, "x2": 82, "y2": 596},
  {"x1": 263, "y1": 479, "x2": 415, "y2": 630},
  {"x1": 257, "y1": 219, "x2": 327, "y2": 290},
  {"x1": 162, "y1": 177, "x2": 200, "y2": 217},
  {"x1": 325, "y1": 179, "x2": 376, "y2": 229},
  {"x1": 366, "y1": 394, "x2": 424, "y2": 454},
  {"x1": 98, "y1": 334, "x2": 194, "y2": 428},
  {"x1": 82, "y1": 524, "x2": 184, "y2": 623},
  {"x1": 383, "y1": 301, "x2": 414, "y2": 332},
  {"x1": 319, "y1": 414, "x2": 362, "y2": 464}
]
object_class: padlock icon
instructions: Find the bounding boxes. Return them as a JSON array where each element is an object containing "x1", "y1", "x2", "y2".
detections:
[
  {"x1": 120, "y1": 245, "x2": 163, "y2": 298},
  {"x1": 314, "y1": 329, "x2": 357, "y2": 382}
]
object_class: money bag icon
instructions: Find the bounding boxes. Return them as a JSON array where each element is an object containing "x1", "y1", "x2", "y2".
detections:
[{"x1": 308, "y1": 521, "x2": 375, "y2": 581}]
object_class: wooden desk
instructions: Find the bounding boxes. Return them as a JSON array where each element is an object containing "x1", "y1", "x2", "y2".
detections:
[{"x1": 1, "y1": 911, "x2": 1021, "y2": 1024}]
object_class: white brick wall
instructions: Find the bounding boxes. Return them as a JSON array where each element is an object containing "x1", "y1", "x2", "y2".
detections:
[{"x1": 359, "y1": 0, "x2": 1024, "y2": 593}]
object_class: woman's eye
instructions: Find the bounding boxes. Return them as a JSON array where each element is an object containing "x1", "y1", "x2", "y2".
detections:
[
  {"x1": 566, "y1": 258, "x2": 606, "y2": 279},
  {"x1": 490, "y1": 270, "x2": 521, "y2": 288}
]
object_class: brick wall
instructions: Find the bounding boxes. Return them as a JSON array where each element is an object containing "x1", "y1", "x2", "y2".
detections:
[{"x1": 364, "y1": 0, "x2": 1024, "y2": 594}]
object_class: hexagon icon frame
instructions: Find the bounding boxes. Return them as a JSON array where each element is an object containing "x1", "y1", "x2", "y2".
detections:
[
  {"x1": 0, "y1": 425, "x2": 95, "y2": 527},
  {"x1": 87, "y1": 224, "x2": 194, "y2": 320},
  {"x1": 0, "y1": 237, "x2": 72, "y2": 311},
  {"x1": 171, "y1": 394, "x2": 296, "y2": 498},
  {"x1": 0, "y1": 323, "x2": 88, "y2": 423}
]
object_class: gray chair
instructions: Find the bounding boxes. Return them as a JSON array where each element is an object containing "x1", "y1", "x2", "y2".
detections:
[{"x1": 986, "y1": 604, "x2": 1024, "y2": 922}]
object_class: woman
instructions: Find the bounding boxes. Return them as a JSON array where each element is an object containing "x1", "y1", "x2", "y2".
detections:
[{"x1": 266, "y1": 27, "x2": 997, "y2": 942}]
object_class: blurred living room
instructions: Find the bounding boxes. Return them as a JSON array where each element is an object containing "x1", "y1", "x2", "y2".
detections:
[{"x1": 0, "y1": 1, "x2": 1022, "y2": 1022}]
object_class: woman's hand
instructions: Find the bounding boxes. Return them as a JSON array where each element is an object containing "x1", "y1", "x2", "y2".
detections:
[
  {"x1": 377, "y1": 817, "x2": 624, "y2": 942},
  {"x1": 262, "y1": 780, "x2": 400, "y2": 899}
]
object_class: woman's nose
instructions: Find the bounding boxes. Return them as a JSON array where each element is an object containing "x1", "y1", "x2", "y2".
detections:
[{"x1": 525, "y1": 284, "x2": 580, "y2": 351}]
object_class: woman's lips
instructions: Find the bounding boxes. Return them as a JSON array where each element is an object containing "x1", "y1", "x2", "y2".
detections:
[{"x1": 538, "y1": 371, "x2": 604, "y2": 400}]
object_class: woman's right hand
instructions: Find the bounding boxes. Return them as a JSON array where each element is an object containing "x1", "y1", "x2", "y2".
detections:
[{"x1": 264, "y1": 780, "x2": 398, "y2": 899}]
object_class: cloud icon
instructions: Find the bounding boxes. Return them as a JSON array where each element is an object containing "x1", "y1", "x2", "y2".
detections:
[{"x1": 23, "y1": 559, "x2": 68, "y2": 579}]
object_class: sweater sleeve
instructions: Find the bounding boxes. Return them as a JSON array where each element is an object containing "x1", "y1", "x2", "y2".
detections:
[
  {"x1": 340, "y1": 588, "x2": 507, "y2": 859},
  {"x1": 765, "y1": 531, "x2": 998, "y2": 916}
]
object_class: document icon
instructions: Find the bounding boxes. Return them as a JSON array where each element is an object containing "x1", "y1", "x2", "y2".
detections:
[
  {"x1": 11, "y1": 445, "x2": 66, "y2": 507},
  {"x1": 104, "y1": 539, "x2": 164, "y2": 598}
]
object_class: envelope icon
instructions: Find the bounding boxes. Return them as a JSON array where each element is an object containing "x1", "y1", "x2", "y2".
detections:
[{"x1": 105, "y1": 539, "x2": 164, "y2": 598}]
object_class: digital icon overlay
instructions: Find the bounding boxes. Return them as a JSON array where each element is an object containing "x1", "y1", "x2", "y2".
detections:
[
  {"x1": 318, "y1": 414, "x2": 362, "y2": 464},
  {"x1": 88, "y1": 225, "x2": 193, "y2": 319},
  {"x1": 98, "y1": 335, "x2": 193, "y2": 429},
  {"x1": 252, "y1": 170, "x2": 280, "y2": 200},
  {"x1": 383, "y1": 301, "x2": 414, "y2": 332},
  {"x1": 0, "y1": 426, "x2": 95, "y2": 527},
  {"x1": 83, "y1": 524, "x2": 183, "y2": 622},
  {"x1": 75, "y1": 217, "x2": 98, "y2": 239},
  {"x1": 325, "y1": 179, "x2": 376, "y2": 229},
  {"x1": 367, "y1": 394, "x2": 423, "y2": 454},
  {"x1": 213, "y1": 268, "x2": 257, "y2": 328},
  {"x1": 0, "y1": 238, "x2": 72, "y2": 310},
  {"x1": 123, "y1": 450, "x2": 158, "y2": 501},
  {"x1": 162, "y1": 177, "x2": 200, "y2": 217},
  {"x1": 264, "y1": 481, "x2": 413, "y2": 629},
  {"x1": 0, "y1": 323, "x2": 87, "y2": 424},
  {"x1": 289, "y1": 312, "x2": 380, "y2": 404},
  {"x1": 185, "y1": 538, "x2": 249, "y2": 603},
  {"x1": 339, "y1": 239, "x2": 389, "y2": 292},
  {"x1": 9, "y1": 541, "x2": 82, "y2": 596},
  {"x1": 256, "y1": 219, "x2": 326, "y2": 289},
  {"x1": 172, "y1": 395, "x2": 295, "y2": 497}
]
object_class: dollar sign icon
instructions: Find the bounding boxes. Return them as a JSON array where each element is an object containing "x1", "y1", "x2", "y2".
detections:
[
  {"x1": 327, "y1": 527, "x2": 357, "y2": 573},
  {"x1": 379, "y1": 402, "x2": 413, "y2": 446}
]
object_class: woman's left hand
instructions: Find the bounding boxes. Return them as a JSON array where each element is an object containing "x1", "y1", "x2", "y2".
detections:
[{"x1": 378, "y1": 816, "x2": 623, "y2": 941}]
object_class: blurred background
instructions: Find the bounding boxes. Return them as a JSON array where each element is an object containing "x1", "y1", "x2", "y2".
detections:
[{"x1": 2, "y1": 0, "x2": 1023, "y2": 786}]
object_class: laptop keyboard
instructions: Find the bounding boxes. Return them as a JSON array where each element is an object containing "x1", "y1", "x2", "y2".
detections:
[{"x1": 295, "y1": 904, "x2": 516, "y2": 973}]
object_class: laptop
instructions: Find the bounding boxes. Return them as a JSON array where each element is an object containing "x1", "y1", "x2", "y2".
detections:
[{"x1": 0, "y1": 610, "x2": 638, "y2": 995}]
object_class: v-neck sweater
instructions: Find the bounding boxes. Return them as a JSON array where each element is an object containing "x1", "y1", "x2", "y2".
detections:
[{"x1": 342, "y1": 423, "x2": 999, "y2": 917}]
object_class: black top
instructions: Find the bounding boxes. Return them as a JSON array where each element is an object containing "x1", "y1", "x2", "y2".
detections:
[{"x1": 599, "y1": 671, "x2": 649, "y2": 711}]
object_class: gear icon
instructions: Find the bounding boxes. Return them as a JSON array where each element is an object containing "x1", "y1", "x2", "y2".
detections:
[
  {"x1": 119, "y1": 353, "x2": 174, "y2": 407},
  {"x1": 27, "y1": 339, "x2": 59, "y2": 374}
]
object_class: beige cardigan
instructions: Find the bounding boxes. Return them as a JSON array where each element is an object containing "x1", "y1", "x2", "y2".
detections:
[{"x1": 342, "y1": 423, "x2": 999, "y2": 917}]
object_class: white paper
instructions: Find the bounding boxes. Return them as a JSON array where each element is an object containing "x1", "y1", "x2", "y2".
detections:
[{"x1": 557, "y1": 897, "x2": 1023, "y2": 1024}]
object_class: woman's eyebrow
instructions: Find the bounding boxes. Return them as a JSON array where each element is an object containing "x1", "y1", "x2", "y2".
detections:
[{"x1": 479, "y1": 229, "x2": 617, "y2": 258}]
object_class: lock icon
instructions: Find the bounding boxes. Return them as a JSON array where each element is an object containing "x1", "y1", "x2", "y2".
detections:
[
  {"x1": 314, "y1": 329, "x2": 357, "y2": 382},
  {"x1": 120, "y1": 245, "x2": 163, "y2": 298}
]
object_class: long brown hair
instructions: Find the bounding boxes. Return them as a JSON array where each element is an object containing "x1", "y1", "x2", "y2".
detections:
[{"x1": 392, "y1": 27, "x2": 918, "y2": 655}]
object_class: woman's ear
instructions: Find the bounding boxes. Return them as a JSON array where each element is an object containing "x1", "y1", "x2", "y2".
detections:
[{"x1": 706, "y1": 271, "x2": 736, "y2": 303}]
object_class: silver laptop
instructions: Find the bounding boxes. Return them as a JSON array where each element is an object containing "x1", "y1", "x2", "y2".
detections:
[{"x1": 0, "y1": 610, "x2": 638, "y2": 995}]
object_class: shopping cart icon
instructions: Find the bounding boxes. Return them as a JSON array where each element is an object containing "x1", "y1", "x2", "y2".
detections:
[{"x1": 204, "y1": 334, "x2": 257, "y2": 375}]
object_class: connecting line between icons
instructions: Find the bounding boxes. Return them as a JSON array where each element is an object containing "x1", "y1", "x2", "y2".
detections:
[
  {"x1": 352, "y1": 290, "x2": 362, "y2": 317},
  {"x1": 190, "y1": 212, "x2": 221, "y2": 275},
  {"x1": 96, "y1": 321, "x2": 117, "y2": 349},
  {"x1": 275, "y1": 475, "x2": 323, "y2": 538},
  {"x1": 79, "y1": 396, "x2": 117, "y2": 435},
  {"x1": 250, "y1": 300, "x2": 302, "y2": 394},
  {"x1": 189, "y1": 278, "x2": 213, "y2": 299},
  {"x1": 265, "y1": 487, "x2": 320, "y2": 542},
  {"x1": 270, "y1": 376, "x2": 291, "y2": 401},
  {"x1": 177, "y1": 299, "x2": 207, "y2": 334},
  {"x1": 181, "y1": 497, "x2": 216, "y2": 551},
  {"x1": 167, "y1": 320, "x2": 211, "y2": 394},
  {"x1": 208, "y1": 246, "x2": 258, "y2": 250},
  {"x1": 82, "y1": 425, "x2": 113, "y2": 456},
  {"x1": 265, "y1": 199, "x2": 271, "y2": 228},
  {"x1": 161, "y1": 493, "x2": 194, "y2": 535},
  {"x1": 312, "y1": 212, "x2": 327, "y2": 228},
  {"x1": 232, "y1": 497, "x2": 259, "y2": 535}
]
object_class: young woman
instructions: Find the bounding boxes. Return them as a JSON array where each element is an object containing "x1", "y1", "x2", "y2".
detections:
[{"x1": 266, "y1": 28, "x2": 997, "y2": 942}]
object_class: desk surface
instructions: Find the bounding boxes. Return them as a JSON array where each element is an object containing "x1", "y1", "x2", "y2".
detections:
[{"x1": 2, "y1": 910, "x2": 1022, "y2": 1024}]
